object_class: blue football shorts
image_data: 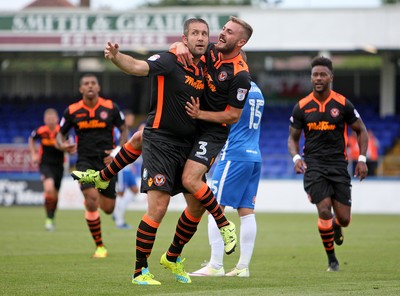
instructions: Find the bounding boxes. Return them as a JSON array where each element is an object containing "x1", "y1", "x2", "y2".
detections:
[
  {"x1": 210, "y1": 160, "x2": 261, "y2": 209},
  {"x1": 117, "y1": 167, "x2": 138, "y2": 192}
]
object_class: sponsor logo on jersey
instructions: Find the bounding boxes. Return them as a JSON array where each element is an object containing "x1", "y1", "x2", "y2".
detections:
[
  {"x1": 205, "y1": 72, "x2": 216, "y2": 92},
  {"x1": 148, "y1": 177, "x2": 153, "y2": 187},
  {"x1": 77, "y1": 119, "x2": 106, "y2": 129},
  {"x1": 305, "y1": 108, "x2": 317, "y2": 113},
  {"x1": 154, "y1": 174, "x2": 166, "y2": 186},
  {"x1": 330, "y1": 108, "x2": 340, "y2": 118},
  {"x1": 307, "y1": 121, "x2": 336, "y2": 131},
  {"x1": 218, "y1": 71, "x2": 228, "y2": 81},
  {"x1": 237, "y1": 88, "x2": 248, "y2": 101},
  {"x1": 184, "y1": 75, "x2": 204, "y2": 90},
  {"x1": 42, "y1": 138, "x2": 57, "y2": 146},
  {"x1": 354, "y1": 109, "x2": 360, "y2": 118}
]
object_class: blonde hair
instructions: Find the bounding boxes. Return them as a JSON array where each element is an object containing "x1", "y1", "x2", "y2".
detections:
[{"x1": 229, "y1": 16, "x2": 253, "y2": 41}]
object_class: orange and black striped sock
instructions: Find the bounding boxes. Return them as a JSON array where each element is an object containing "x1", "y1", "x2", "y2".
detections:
[
  {"x1": 193, "y1": 183, "x2": 228, "y2": 229},
  {"x1": 85, "y1": 210, "x2": 103, "y2": 247},
  {"x1": 134, "y1": 214, "x2": 159, "y2": 277},
  {"x1": 100, "y1": 143, "x2": 142, "y2": 181},
  {"x1": 166, "y1": 208, "x2": 202, "y2": 262},
  {"x1": 44, "y1": 194, "x2": 58, "y2": 219},
  {"x1": 318, "y1": 218, "x2": 335, "y2": 258}
]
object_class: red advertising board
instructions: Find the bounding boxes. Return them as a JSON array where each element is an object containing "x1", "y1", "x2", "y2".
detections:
[{"x1": 0, "y1": 144, "x2": 38, "y2": 172}]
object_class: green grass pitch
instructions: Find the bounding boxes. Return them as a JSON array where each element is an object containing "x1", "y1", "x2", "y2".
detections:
[{"x1": 1, "y1": 207, "x2": 399, "y2": 295}]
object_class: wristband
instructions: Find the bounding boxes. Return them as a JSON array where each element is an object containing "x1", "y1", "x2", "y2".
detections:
[
  {"x1": 358, "y1": 155, "x2": 367, "y2": 163},
  {"x1": 292, "y1": 154, "x2": 301, "y2": 164},
  {"x1": 110, "y1": 145, "x2": 121, "y2": 158}
]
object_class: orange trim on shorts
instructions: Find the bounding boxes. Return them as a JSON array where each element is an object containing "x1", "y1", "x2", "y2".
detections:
[
  {"x1": 142, "y1": 214, "x2": 160, "y2": 229},
  {"x1": 193, "y1": 183, "x2": 208, "y2": 199},
  {"x1": 318, "y1": 218, "x2": 333, "y2": 230}
]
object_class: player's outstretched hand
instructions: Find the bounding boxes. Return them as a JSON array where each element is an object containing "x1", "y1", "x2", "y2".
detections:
[{"x1": 104, "y1": 42, "x2": 119, "y2": 60}]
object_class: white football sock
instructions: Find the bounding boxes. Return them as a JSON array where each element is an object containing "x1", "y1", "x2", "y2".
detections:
[
  {"x1": 207, "y1": 214, "x2": 224, "y2": 269},
  {"x1": 114, "y1": 191, "x2": 134, "y2": 226},
  {"x1": 236, "y1": 214, "x2": 257, "y2": 270}
]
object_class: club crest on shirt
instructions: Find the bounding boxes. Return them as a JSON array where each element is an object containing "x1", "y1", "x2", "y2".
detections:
[
  {"x1": 100, "y1": 111, "x2": 108, "y2": 120},
  {"x1": 237, "y1": 88, "x2": 248, "y2": 101},
  {"x1": 218, "y1": 71, "x2": 228, "y2": 81},
  {"x1": 330, "y1": 108, "x2": 340, "y2": 118},
  {"x1": 154, "y1": 174, "x2": 166, "y2": 186}
]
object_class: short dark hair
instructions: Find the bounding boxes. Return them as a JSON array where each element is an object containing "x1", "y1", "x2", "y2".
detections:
[
  {"x1": 79, "y1": 73, "x2": 98, "y2": 85},
  {"x1": 123, "y1": 109, "x2": 134, "y2": 116},
  {"x1": 183, "y1": 18, "x2": 209, "y2": 37},
  {"x1": 311, "y1": 56, "x2": 333, "y2": 72}
]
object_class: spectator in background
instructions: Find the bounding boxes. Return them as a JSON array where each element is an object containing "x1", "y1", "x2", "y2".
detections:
[
  {"x1": 56, "y1": 73, "x2": 128, "y2": 258},
  {"x1": 29, "y1": 108, "x2": 66, "y2": 231},
  {"x1": 348, "y1": 129, "x2": 379, "y2": 176}
]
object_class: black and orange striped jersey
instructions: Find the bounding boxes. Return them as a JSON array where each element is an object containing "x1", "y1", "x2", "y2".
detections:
[
  {"x1": 144, "y1": 51, "x2": 204, "y2": 144},
  {"x1": 290, "y1": 90, "x2": 360, "y2": 162},
  {"x1": 30, "y1": 125, "x2": 64, "y2": 166},
  {"x1": 200, "y1": 43, "x2": 251, "y2": 136},
  {"x1": 59, "y1": 97, "x2": 124, "y2": 158}
]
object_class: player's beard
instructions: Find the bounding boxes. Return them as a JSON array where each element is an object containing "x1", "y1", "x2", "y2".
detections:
[
  {"x1": 313, "y1": 83, "x2": 328, "y2": 94},
  {"x1": 192, "y1": 52, "x2": 204, "y2": 60},
  {"x1": 215, "y1": 41, "x2": 235, "y2": 54},
  {"x1": 84, "y1": 92, "x2": 98, "y2": 101}
]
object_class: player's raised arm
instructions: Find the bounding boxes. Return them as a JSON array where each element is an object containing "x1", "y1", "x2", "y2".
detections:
[{"x1": 104, "y1": 42, "x2": 150, "y2": 76}]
